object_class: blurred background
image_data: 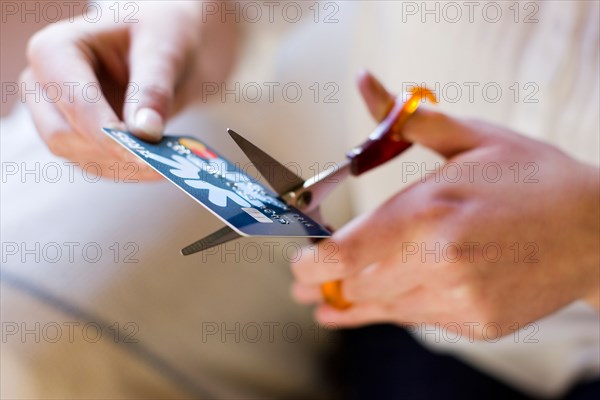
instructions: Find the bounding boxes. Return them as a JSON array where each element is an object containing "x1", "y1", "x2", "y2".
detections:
[{"x1": 1, "y1": 1, "x2": 598, "y2": 399}]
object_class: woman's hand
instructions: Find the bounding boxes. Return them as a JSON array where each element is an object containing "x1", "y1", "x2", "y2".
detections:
[
  {"x1": 291, "y1": 72, "x2": 600, "y2": 339},
  {"x1": 22, "y1": 1, "x2": 238, "y2": 179}
]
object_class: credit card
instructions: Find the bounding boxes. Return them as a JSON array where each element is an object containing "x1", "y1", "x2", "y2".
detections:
[{"x1": 103, "y1": 128, "x2": 331, "y2": 238}]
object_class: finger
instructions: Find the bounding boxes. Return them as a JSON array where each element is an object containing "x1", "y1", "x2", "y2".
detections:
[
  {"x1": 315, "y1": 302, "x2": 390, "y2": 328},
  {"x1": 357, "y1": 69, "x2": 395, "y2": 122},
  {"x1": 291, "y1": 184, "x2": 439, "y2": 285},
  {"x1": 343, "y1": 256, "x2": 423, "y2": 303},
  {"x1": 357, "y1": 70, "x2": 489, "y2": 159},
  {"x1": 22, "y1": 69, "x2": 161, "y2": 180},
  {"x1": 291, "y1": 223, "x2": 392, "y2": 286},
  {"x1": 124, "y1": 24, "x2": 191, "y2": 141},
  {"x1": 291, "y1": 220, "x2": 397, "y2": 285},
  {"x1": 290, "y1": 283, "x2": 322, "y2": 304},
  {"x1": 401, "y1": 108, "x2": 488, "y2": 159},
  {"x1": 21, "y1": 68, "x2": 116, "y2": 158},
  {"x1": 315, "y1": 287, "x2": 426, "y2": 328},
  {"x1": 20, "y1": 69, "x2": 79, "y2": 156},
  {"x1": 26, "y1": 29, "x2": 124, "y2": 158}
]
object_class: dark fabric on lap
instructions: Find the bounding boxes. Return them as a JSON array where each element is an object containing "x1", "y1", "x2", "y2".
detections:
[{"x1": 332, "y1": 324, "x2": 599, "y2": 400}]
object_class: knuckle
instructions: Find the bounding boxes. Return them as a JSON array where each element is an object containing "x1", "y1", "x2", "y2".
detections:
[
  {"x1": 58, "y1": 95, "x2": 81, "y2": 115},
  {"x1": 411, "y1": 196, "x2": 460, "y2": 224},
  {"x1": 18, "y1": 68, "x2": 33, "y2": 86},
  {"x1": 57, "y1": 91, "x2": 98, "y2": 123},
  {"x1": 452, "y1": 283, "x2": 481, "y2": 304},
  {"x1": 342, "y1": 279, "x2": 364, "y2": 302},
  {"x1": 44, "y1": 132, "x2": 70, "y2": 158},
  {"x1": 454, "y1": 284, "x2": 498, "y2": 324},
  {"x1": 427, "y1": 260, "x2": 473, "y2": 294},
  {"x1": 334, "y1": 241, "x2": 360, "y2": 275},
  {"x1": 26, "y1": 25, "x2": 64, "y2": 64},
  {"x1": 290, "y1": 261, "x2": 310, "y2": 283},
  {"x1": 26, "y1": 30, "x2": 48, "y2": 63},
  {"x1": 139, "y1": 84, "x2": 174, "y2": 110}
]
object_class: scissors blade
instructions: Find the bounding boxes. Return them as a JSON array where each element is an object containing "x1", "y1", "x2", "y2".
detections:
[
  {"x1": 228, "y1": 129, "x2": 305, "y2": 196},
  {"x1": 180, "y1": 225, "x2": 240, "y2": 256}
]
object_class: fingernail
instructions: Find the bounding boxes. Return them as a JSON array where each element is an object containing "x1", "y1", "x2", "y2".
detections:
[
  {"x1": 357, "y1": 67, "x2": 370, "y2": 78},
  {"x1": 133, "y1": 108, "x2": 163, "y2": 141}
]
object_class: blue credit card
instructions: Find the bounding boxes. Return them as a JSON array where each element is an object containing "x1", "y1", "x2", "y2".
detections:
[{"x1": 103, "y1": 128, "x2": 331, "y2": 238}]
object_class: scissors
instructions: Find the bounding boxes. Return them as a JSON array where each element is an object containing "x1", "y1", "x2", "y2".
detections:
[{"x1": 181, "y1": 87, "x2": 437, "y2": 310}]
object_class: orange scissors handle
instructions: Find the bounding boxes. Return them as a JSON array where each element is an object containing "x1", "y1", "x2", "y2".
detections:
[
  {"x1": 321, "y1": 87, "x2": 437, "y2": 310},
  {"x1": 348, "y1": 87, "x2": 438, "y2": 175}
]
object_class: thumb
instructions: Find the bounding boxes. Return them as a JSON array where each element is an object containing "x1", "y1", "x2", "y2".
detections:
[
  {"x1": 403, "y1": 108, "x2": 487, "y2": 159},
  {"x1": 124, "y1": 29, "x2": 187, "y2": 142},
  {"x1": 358, "y1": 70, "x2": 486, "y2": 159},
  {"x1": 357, "y1": 69, "x2": 395, "y2": 122}
]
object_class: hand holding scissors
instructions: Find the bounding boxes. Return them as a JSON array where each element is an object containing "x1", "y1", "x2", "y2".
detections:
[{"x1": 290, "y1": 72, "x2": 600, "y2": 337}]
